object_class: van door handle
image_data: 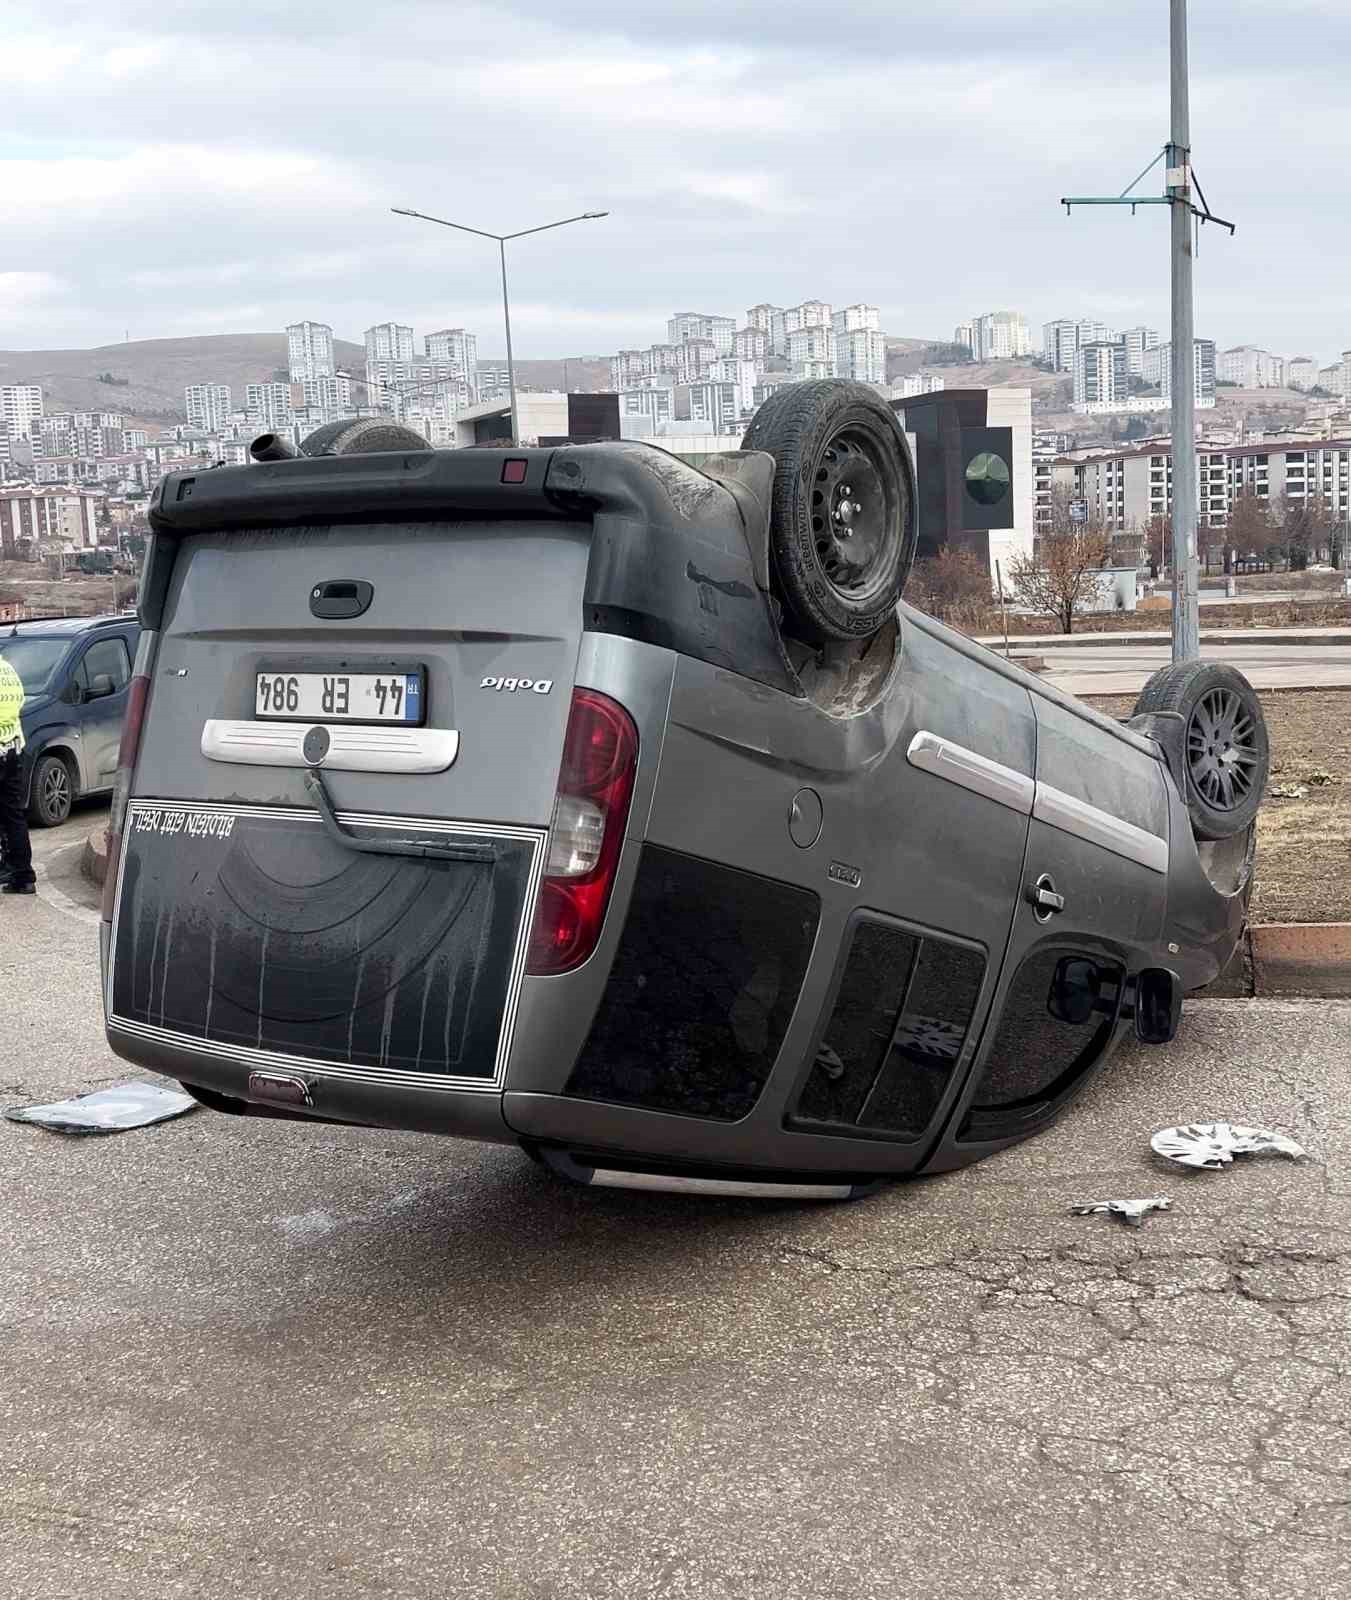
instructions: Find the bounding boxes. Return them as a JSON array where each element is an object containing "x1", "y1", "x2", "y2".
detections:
[{"x1": 1027, "y1": 874, "x2": 1065, "y2": 919}]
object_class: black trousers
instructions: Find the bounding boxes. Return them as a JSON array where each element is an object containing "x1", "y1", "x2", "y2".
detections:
[{"x1": 0, "y1": 750, "x2": 34, "y2": 886}]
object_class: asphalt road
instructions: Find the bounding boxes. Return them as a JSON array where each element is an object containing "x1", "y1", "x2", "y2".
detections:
[
  {"x1": 1044, "y1": 640, "x2": 1351, "y2": 697},
  {"x1": 2, "y1": 869, "x2": 1348, "y2": 1598}
]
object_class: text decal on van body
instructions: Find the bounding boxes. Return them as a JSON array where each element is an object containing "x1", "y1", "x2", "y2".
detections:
[
  {"x1": 480, "y1": 676, "x2": 553, "y2": 695},
  {"x1": 133, "y1": 807, "x2": 237, "y2": 841}
]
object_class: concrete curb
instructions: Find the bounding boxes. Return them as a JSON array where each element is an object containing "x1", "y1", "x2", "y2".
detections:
[
  {"x1": 976, "y1": 628, "x2": 1351, "y2": 650},
  {"x1": 81, "y1": 822, "x2": 110, "y2": 887},
  {"x1": 1251, "y1": 923, "x2": 1351, "y2": 998}
]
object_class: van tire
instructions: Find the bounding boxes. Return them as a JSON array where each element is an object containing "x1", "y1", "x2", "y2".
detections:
[
  {"x1": 1133, "y1": 661, "x2": 1268, "y2": 840},
  {"x1": 742, "y1": 380, "x2": 917, "y2": 645},
  {"x1": 28, "y1": 752, "x2": 75, "y2": 828},
  {"x1": 298, "y1": 419, "x2": 431, "y2": 457}
]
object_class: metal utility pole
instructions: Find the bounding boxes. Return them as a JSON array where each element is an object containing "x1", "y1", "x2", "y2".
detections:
[
  {"x1": 1167, "y1": 0, "x2": 1199, "y2": 659},
  {"x1": 391, "y1": 207, "x2": 609, "y2": 447},
  {"x1": 1061, "y1": 0, "x2": 1233, "y2": 663}
]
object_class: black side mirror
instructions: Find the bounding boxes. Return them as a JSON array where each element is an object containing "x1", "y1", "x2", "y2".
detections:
[
  {"x1": 1048, "y1": 957, "x2": 1103, "y2": 1025},
  {"x1": 1135, "y1": 968, "x2": 1182, "y2": 1044},
  {"x1": 86, "y1": 673, "x2": 117, "y2": 700}
]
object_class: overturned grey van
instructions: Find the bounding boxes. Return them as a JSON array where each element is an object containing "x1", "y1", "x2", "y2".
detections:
[{"x1": 101, "y1": 382, "x2": 1267, "y2": 1199}]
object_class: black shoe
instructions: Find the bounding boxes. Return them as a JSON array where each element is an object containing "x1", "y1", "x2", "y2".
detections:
[{"x1": 1, "y1": 881, "x2": 35, "y2": 895}]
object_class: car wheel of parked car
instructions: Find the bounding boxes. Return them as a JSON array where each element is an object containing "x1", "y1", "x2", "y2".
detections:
[
  {"x1": 1133, "y1": 660, "x2": 1269, "y2": 840},
  {"x1": 741, "y1": 380, "x2": 917, "y2": 646},
  {"x1": 29, "y1": 752, "x2": 74, "y2": 828}
]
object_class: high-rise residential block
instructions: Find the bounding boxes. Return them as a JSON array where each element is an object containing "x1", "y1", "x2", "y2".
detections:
[
  {"x1": 185, "y1": 383, "x2": 233, "y2": 432},
  {"x1": 969, "y1": 311, "x2": 1032, "y2": 362},
  {"x1": 1073, "y1": 342, "x2": 1128, "y2": 410},
  {"x1": 667, "y1": 313, "x2": 736, "y2": 355},
  {"x1": 954, "y1": 322, "x2": 975, "y2": 354},
  {"x1": 0, "y1": 385, "x2": 44, "y2": 439},
  {"x1": 1286, "y1": 358, "x2": 1319, "y2": 391},
  {"x1": 1121, "y1": 326, "x2": 1160, "y2": 376},
  {"x1": 1219, "y1": 346, "x2": 1286, "y2": 389},
  {"x1": 1158, "y1": 339, "x2": 1217, "y2": 405},
  {"x1": 835, "y1": 328, "x2": 887, "y2": 385},
  {"x1": 733, "y1": 326, "x2": 769, "y2": 367},
  {"x1": 245, "y1": 382, "x2": 293, "y2": 430},
  {"x1": 787, "y1": 324, "x2": 837, "y2": 378},
  {"x1": 364, "y1": 323, "x2": 416, "y2": 404},
  {"x1": 286, "y1": 321, "x2": 335, "y2": 383}
]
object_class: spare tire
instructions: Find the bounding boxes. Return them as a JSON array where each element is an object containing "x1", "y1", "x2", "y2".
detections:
[
  {"x1": 297, "y1": 418, "x2": 431, "y2": 457},
  {"x1": 742, "y1": 380, "x2": 916, "y2": 645},
  {"x1": 1133, "y1": 660, "x2": 1269, "y2": 840}
]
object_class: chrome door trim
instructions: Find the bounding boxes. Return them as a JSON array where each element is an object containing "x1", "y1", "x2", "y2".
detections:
[
  {"x1": 906, "y1": 730, "x2": 1035, "y2": 815},
  {"x1": 1033, "y1": 781, "x2": 1169, "y2": 875}
]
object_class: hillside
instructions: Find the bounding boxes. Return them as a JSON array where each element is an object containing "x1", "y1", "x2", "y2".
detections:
[
  {"x1": 0, "y1": 333, "x2": 370, "y2": 424},
  {"x1": 0, "y1": 335, "x2": 615, "y2": 425}
]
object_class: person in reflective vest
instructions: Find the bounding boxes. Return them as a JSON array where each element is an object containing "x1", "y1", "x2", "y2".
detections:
[{"x1": 0, "y1": 656, "x2": 35, "y2": 894}]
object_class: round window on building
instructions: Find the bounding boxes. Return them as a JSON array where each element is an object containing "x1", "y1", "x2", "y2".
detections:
[{"x1": 965, "y1": 451, "x2": 1011, "y2": 507}]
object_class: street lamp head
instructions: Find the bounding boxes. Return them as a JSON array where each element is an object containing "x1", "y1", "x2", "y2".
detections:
[
  {"x1": 390, "y1": 207, "x2": 418, "y2": 216},
  {"x1": 582, "y1": 211, "x2": 609, "y2": 219}
]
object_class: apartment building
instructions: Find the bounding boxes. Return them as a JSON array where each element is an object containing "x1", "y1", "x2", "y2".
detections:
[
  {"x1": 733, "y1": 326, "x2": 769, "y2": 366},
  {"x1": 783, "y1": 301, "x2": 833, "y2": 343},
  {"x1": 705, "y1": 359, "x2": 758, "y2": 416},
  {"x1": 892, "y1": 373, "x2": 945, "y2": 398},
  {"x1": 967, "y1": 310, "x2": 1032, "y2": 361},
  {"x1": 787, "y1": 324, "x2": 837, "y2": 379},
  {"x1": 36, "y1": 413, "x2": 127, "y2": 459},
  {"x1": 286, "y1": 320, "x2": 335, "y2": 383},
  {"x1": 1073, "y1": 342, "x2": 1128, "y2": 410},
  {"x1": 0, "y1": 385, "x2": 44, "y2": 439},
  {"x1": 1043, "y1": 318, "x2": 1118, "y2": 373},
  {"x1": 1122, "y1": 326, "x2": 1161, "y2": 376},
  {"x1": 185, "y1": 383, "x2": 232, "y2": 432},
  {"x1": 1219, "y1": 346, "x2": 1286, "y2": 389},
  {"x1": 677, "y1": 338, "x2": 719, "y2": 384},
  {"x1": 364, "y1": 323, "x2": 416, "y2": 402},
  {"x1": 1040, "y1": 436, "x2": 1351, "y2": 539},
  {"x1": 244, "y1": 382, "x2": 293, "y2": 430},
  {"x1": 0, "y1": 486, "x2": 101, "y2": 553},
  {"x1": 424, "y1": 328, "x2": 478, "y2": 388},
  {"x1": 1287, "y1": 358, "x2": 1319, "y2": 392},
  {"x1": 953, "y1": 321, "x2": 975, "y2": 355},
  {"x1": 667, "y1": 313, "x2": 735, "y2": 355},
  {"x1": 835, "y1": 328, "x2": 886, "y2": 385}
]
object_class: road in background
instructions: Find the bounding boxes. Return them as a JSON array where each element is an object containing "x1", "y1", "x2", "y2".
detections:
[
  {"x1": 1042, "y1": 639, "x2": 1351, "y2": 696},
  {"x1": 2, "y1": 881, "x2": 1347, "y2": 1599}
]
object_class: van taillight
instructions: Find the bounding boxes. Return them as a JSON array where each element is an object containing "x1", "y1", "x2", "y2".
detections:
[
  {"x1": 527, "y1": 688, "x2": 638, "y2": 976},
  {"x1": 100, "y1": 667, "x2": 151, "y2": 922}
]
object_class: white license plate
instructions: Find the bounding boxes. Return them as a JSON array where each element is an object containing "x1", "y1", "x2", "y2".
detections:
[{"x1": 254, "y1": 671, "x2": 423, "y2": 724}]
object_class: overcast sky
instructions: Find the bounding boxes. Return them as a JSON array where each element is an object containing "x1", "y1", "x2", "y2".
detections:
[{"x1": 3, "y1": 0, "x2": 1347, "y2": 362}]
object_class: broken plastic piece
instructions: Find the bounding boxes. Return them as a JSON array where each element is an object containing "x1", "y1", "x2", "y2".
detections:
[
  {"x1": 4, "y1": 1082, "x2": 198, "y2": 1136},
  {"x1": 1070, "y1": 1196, "x2": 1173, "y2": 1228},
  {"x1": 1150, "y1": 1122, "x2": 1306, "y2": 1170},
  {"x1": 1269, "y1": 783, "x2": 1309, "y2": 800}
]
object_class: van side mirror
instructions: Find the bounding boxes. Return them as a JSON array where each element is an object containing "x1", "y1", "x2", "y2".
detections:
[
  {"x1": 86, "y1": 673, "x2": 117, "y2": 701},
  {"x1": 1135, "y1": 968, "x2": 1182, "y2": 1045}
]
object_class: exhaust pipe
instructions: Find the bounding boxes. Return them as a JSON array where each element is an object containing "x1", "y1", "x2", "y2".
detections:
[{"x1": 250, "y1": 432, "x2": 298, "y2": 462}]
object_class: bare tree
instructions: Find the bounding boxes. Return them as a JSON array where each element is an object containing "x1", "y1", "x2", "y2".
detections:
[
  {"x1": 1224, "y1": 491, "x2": 1272, "y2": 570},
  {"x1": 1143, "y1": 512, "x2": 1171, "y2": 578},
  {"x1": 1009, "y1": 487, "x2": 1110, "y2": 634},
  {"x1": 910, "y1": 544, "x2": 994, "y2": 630}
]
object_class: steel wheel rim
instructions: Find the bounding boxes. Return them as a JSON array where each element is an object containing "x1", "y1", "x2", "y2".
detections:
[
  {"x1": 1186, "y1": 688, "x2": 1259, "y2": 813},
  {"x1": 807, "y1": 426, "x2": 901, "y2": 604},
  {"x1": 43, "y1": 763, "x2": 70, "y2": 816}
]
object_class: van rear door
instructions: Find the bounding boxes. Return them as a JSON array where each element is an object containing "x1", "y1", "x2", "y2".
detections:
[{"x1": 108, "y1": 495, "x2": 588, "y2": 1092}]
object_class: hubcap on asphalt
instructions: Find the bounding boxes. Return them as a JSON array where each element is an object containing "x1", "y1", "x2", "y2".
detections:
[{"x1": 1187, "y1": 688, "x2": 1259, "y2": 812}]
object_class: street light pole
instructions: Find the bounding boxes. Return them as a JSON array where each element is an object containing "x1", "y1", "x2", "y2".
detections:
[{"x1": 391, "y1": 207, "x2": 609, "y2": 448}]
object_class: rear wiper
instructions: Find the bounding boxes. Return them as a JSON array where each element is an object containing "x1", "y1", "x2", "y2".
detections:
[{"x1": 304, "y1": 770, "x2": 496, "y2": 864}]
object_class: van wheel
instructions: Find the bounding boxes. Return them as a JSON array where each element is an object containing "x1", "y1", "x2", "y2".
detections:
[
  {"x1": 1133, "y1": 661, "x2": 1268, "y2": 840},
  {"x1": 29, "y1": 753, "x2": 75, "y2": 827},
  {"x1": 742, "y1": 381, "x2": 917, "y2": 645}
]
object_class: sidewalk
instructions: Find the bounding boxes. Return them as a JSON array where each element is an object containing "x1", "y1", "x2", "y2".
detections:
[{"x1": 977, "y1": 624, "x2": 1351, "y2": 650}]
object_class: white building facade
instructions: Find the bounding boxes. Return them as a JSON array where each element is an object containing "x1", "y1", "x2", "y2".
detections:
[
  {"x1": 0, "y1": 386, "x2": 44, "y2": 440},
  {"x1": 286, "y1": 321, "x2": 335, "y2": 383},
  {"x1": 185, "y1": 384, "x2": 232, "y2": 433}
]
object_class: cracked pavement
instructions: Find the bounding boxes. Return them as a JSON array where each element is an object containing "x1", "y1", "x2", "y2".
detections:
[{"x1": 1, "y1": 889, "x2": 1348, "y2": 1599}]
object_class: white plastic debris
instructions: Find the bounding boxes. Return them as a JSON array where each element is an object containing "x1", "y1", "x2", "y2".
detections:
[
  {"x1": 1070, "y1": 1196, "x2": 1173, "y2": 1228},
  {"x1": 1269, "y1": 783, "x2": 1309, "y2": 800},
  {"x1": 1150, "y1": 1122, "x2": 1306, "y2": 1170},
  {"x1": 4, "y1": 1082, "x2": 198, "y2": 1135}
]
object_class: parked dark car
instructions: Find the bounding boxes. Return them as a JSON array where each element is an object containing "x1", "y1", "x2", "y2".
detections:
[
  {"x1": 0, "y1": 614, "x2": 142, "y2": 826},
  {"x1": 100, "y1": 386, "x2": 1267, "y2": 1200}
]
